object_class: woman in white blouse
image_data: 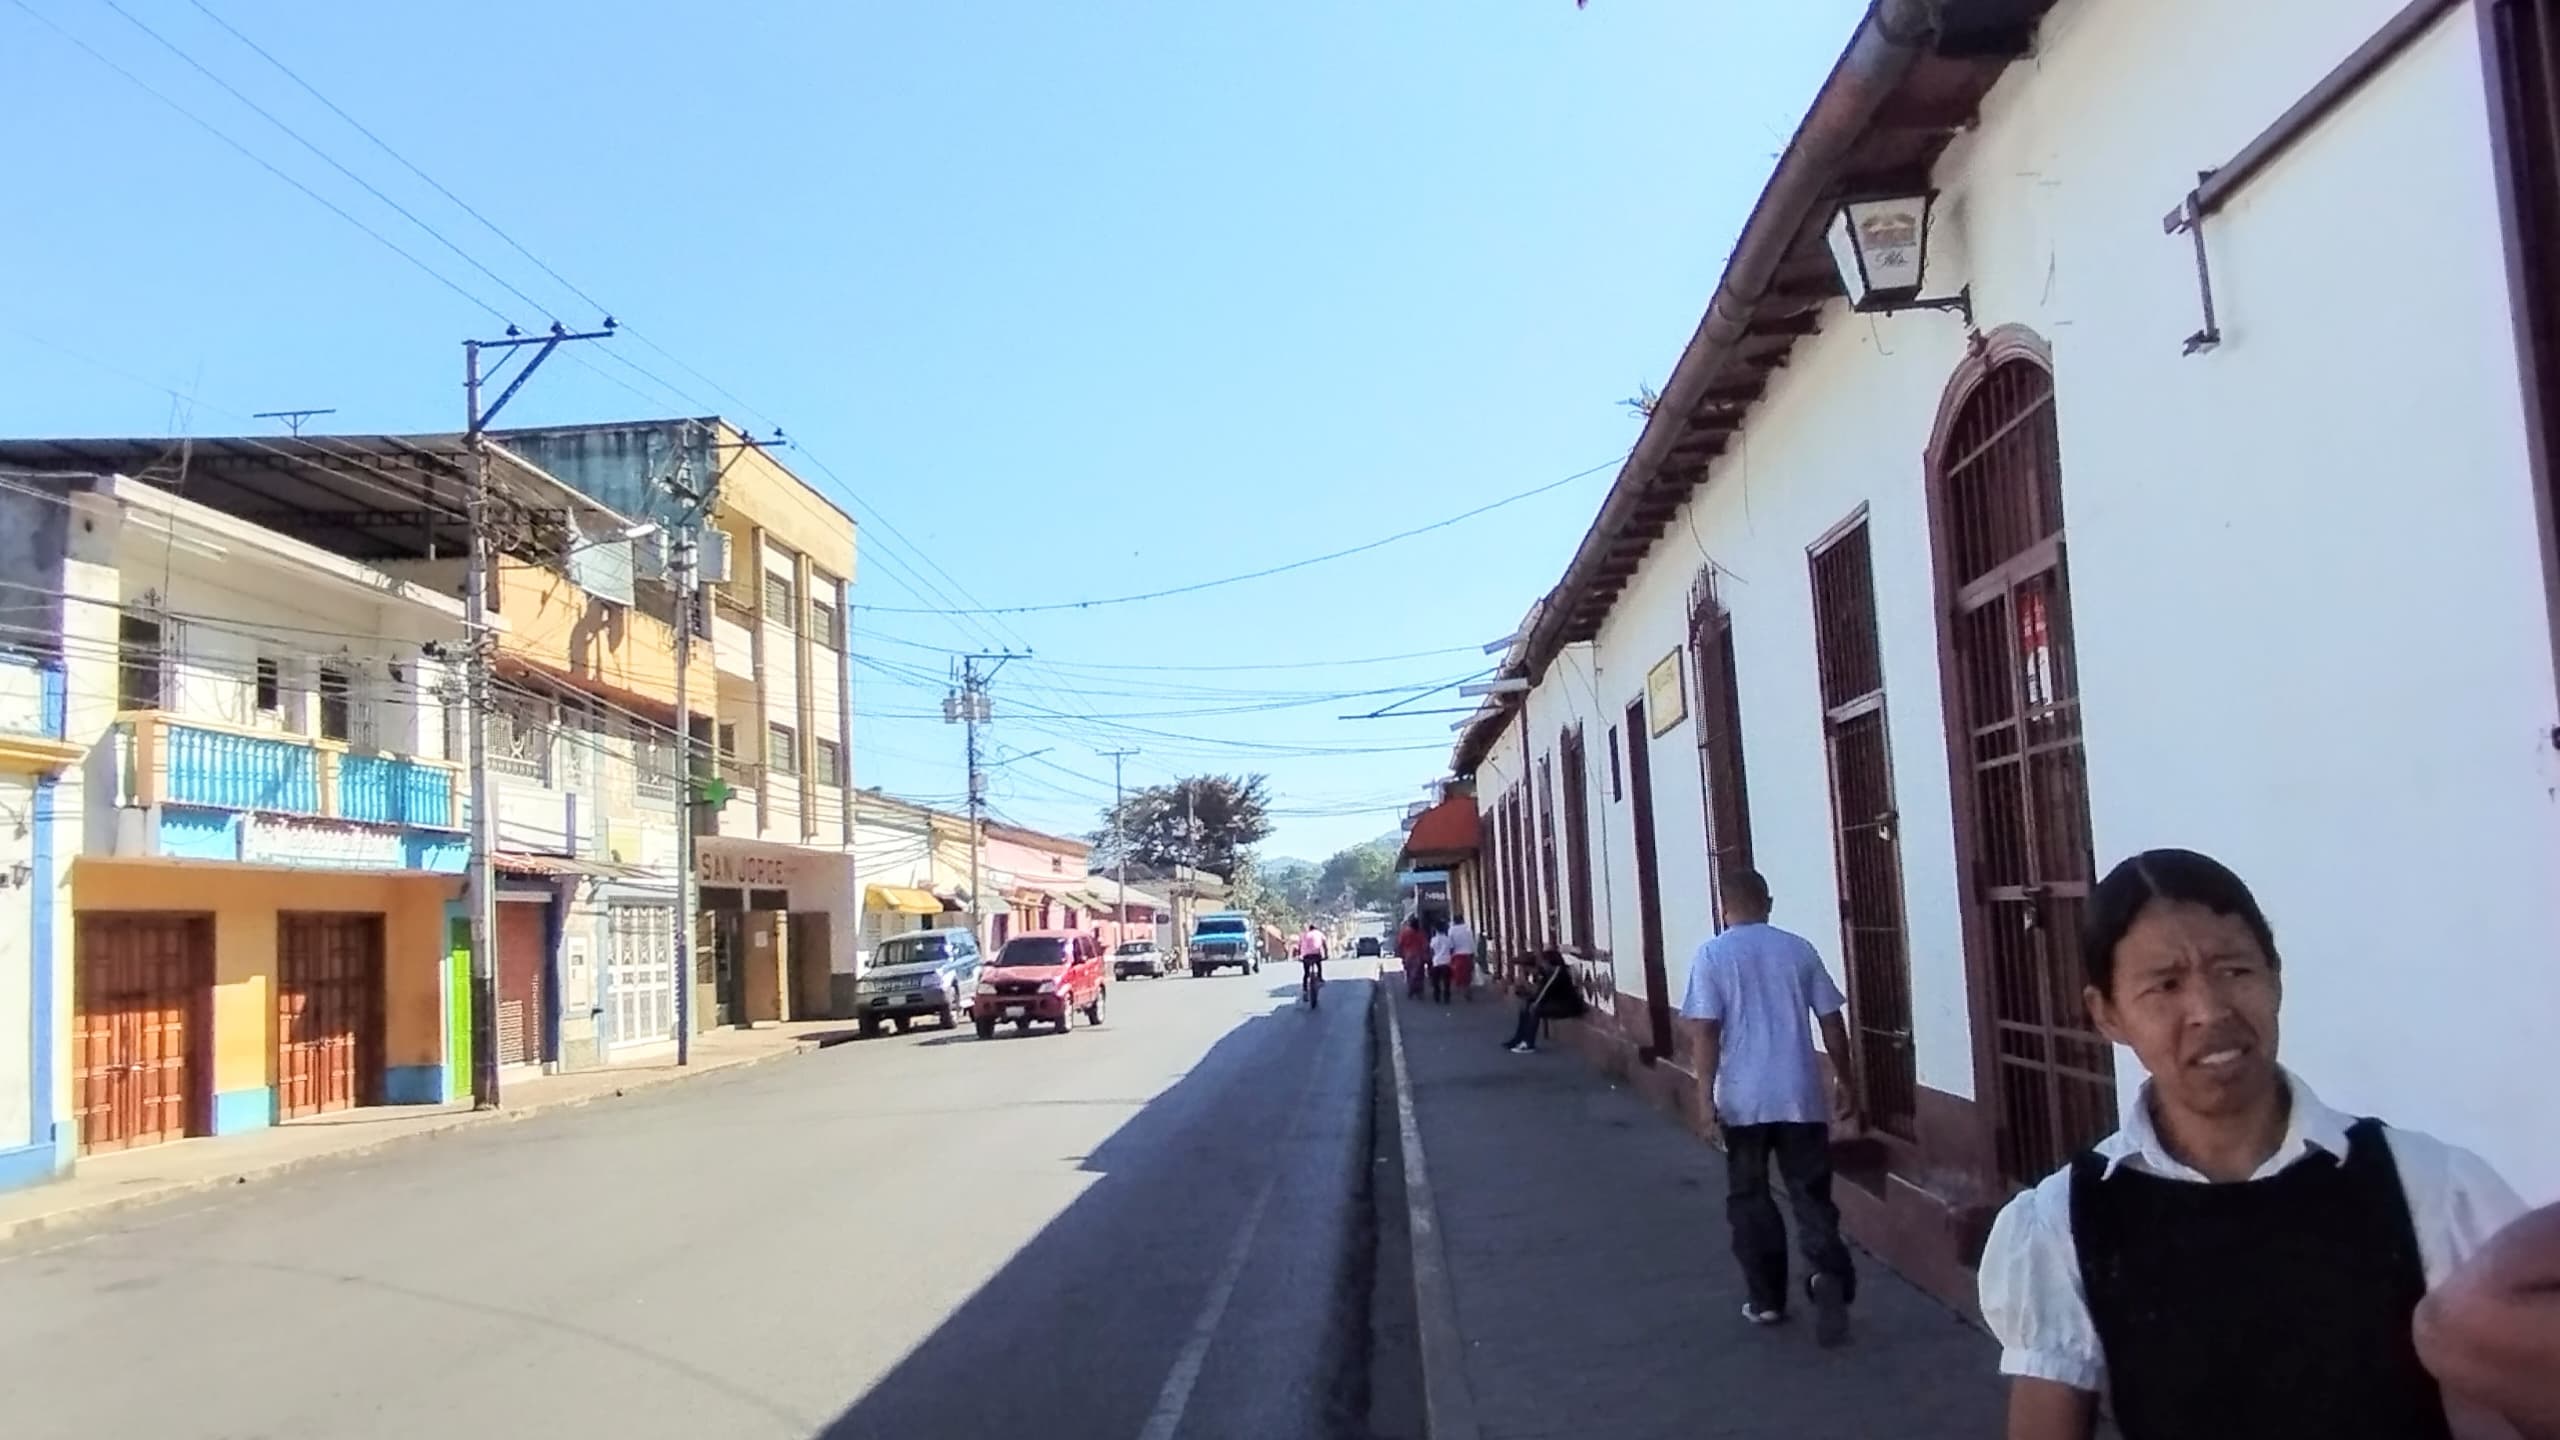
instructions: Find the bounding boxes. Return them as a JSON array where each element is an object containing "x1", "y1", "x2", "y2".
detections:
[{"x1": 1977, "y1": 848, "x2": 2524, "y2": 1440}]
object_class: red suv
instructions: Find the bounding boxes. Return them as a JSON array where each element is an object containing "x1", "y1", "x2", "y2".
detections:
[{"x1": 972, "y1": 931, "x2": 1108, "y2": 1038}]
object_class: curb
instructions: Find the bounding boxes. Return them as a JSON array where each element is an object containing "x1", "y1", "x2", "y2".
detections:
[
  {"x1": 1, "y1": 1032, "x2": 844, "y2": 1248},
  {"x1": 1381, "y1": 984, "x2": 1483, "y2": 1440}
]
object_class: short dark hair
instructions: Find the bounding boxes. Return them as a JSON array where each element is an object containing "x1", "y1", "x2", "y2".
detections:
[
  {"x1": 1720, "y1": 867, "x2": 1771, "y2": 913},
  {"x1": 2082, "y1": 848, "x2": 2281, "y2": 995},
  {"x1": 1540, "y1": 947, "x2": 1566, "y2": 969}
]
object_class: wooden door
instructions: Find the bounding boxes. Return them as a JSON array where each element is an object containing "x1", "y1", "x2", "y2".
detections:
[
  {"x1": 73, "y1": 915, "x2": 208, "y2": 1153},
  {"x1": 1690, "y1": 575, "x2": 1757, "y2": 906},
  {"x1": 1811, "y1": 518, "x2": 1919, "y2": 1141},
  {"x1": 496, "y1": 900, "x2": 551, "y2": 1066},
  {"x1": 276, "y1": 913, "x2": 382, "y2": 1119},
  {"x1": 1931, "y1": 355, "x2": 2113, "y2": 1183},
  {"x1": 1622, "y1": 699, "x2": 1671, "y2": 1059}
]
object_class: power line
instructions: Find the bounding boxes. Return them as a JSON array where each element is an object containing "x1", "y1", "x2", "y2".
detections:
[
  {"x1": 855, "y1": 629, "x2": 1494, "y2": 673},
  {"x1": 5, "y1": 0, "x2": 511, "y2": 325},
  {"x1": 179, "y1": 0, "x2": 790, "y2": 438},
  {"x1": 850, "y1": 454, "x2": 1627, "y2": 616},
  {"x1": 92, "y1": 0, "x2": 563, "y2": 324}
]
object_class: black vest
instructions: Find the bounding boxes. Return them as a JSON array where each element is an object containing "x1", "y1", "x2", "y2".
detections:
[{"x1": 2070, "y1": 1117, "x2": 2449, "y2": 1440}]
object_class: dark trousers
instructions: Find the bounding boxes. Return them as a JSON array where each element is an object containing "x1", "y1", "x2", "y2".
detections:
[
  {"x1": 1724, "y1": 1122, "x2": 1856, "y2": 1314},
  {"x1": 1430, "y1": 965, "x2": 1451, "y2": 1003},
  {"x1": 1506, "y1": 1004, "x2": 1541, "y2": 1048}
]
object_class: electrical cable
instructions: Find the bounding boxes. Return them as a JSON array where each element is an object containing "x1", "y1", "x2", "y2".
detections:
[{"x1": 849, "y1": 454, "x2": 1626, "y2": 616}]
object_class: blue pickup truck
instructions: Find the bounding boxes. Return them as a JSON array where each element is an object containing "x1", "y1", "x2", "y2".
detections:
[{"x1": 1187, "y1": 911, "x2": 1262, "y2": 978}]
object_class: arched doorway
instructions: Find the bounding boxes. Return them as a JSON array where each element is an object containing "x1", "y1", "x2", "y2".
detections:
[{"x1": 1927, "y1": 338, "x2": 2116, "y2": 1186}]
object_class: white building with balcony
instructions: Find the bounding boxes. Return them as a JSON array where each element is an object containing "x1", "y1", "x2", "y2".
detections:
[{"x1": 0, "y1": 466, "x2": 467, "y2": 1156}]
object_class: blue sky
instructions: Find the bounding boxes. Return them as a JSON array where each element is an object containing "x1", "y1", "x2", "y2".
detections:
[{"x1": 0, "y1": 0, "x2": 1862, "y2": 861}]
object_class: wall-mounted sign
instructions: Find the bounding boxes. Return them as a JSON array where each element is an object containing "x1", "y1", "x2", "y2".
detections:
[
  {"x1": 241, "y1": 814, "x2": 407, "y2": 871},
  {"x1": 697, "y1": 848, "x2": 791, "y2": 888},
  {"x1": 1646, "y1": 650, "x2": 1687, "y2": 737}
]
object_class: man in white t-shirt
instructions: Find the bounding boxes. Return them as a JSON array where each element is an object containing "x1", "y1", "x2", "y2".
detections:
[
  {"x1": 1678, "y1": 866, "x2": 1861, "y2": 1346},
  {"x1": 1445, "y1": 914, "x2": 1478, "y2": 999}
]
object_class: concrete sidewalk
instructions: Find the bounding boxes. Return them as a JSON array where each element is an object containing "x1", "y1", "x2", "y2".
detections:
[
  {"x1": 1384, "y1": 985, "x2": 2005, "y2": 1440},
  {"x1": 0, "y1": 1020, "x2": 856, "y2": 1246}
]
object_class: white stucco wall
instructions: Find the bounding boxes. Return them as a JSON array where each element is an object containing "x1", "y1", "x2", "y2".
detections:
[
  {"x1": 0, "y1": 772, "x2": 34, "y2": 1147},
  {"x1": 849, "y1": 804, "x2": 939, "y2": 972},
  {"x1": 1475, "y1": 0, "x2": 2558, "y2": 1196}
]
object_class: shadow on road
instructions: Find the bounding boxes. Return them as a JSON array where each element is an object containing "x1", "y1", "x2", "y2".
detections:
[{"x1": 813, "y1": 983, "x2": 1375, "y2": 1440}]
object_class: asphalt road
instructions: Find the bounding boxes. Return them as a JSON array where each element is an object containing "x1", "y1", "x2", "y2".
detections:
[{"x1": 0, "y1": 968, "x2": 1378, "y2": 1440}]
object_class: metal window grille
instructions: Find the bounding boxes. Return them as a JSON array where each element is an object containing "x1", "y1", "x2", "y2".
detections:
[
  {"x1": 609, "y1": 904, "x2": 677, "y2": 1045},
  {"x1": 1560, "y1": 728, "x2": 1597, "y2": 954},
  {"x1": 488, "y1": 693, "x2": 554, "y2": 781},
  {"x1": 813, "y1": 737, "x2": 842, "y2": 787},
  {"x1": 767, "y1": 723, "x2": 798, "y2": 776},
  {"x1": 763, "y1": 573, "x2": 796, "y2": 625},
  {"x1": 1809, "y1": 519, "x2": 1918, "y2": 1140},
  {"x1": 810, "y1": 600, "x2": 839, "y2": 648},
  {"x1": 1934, "y1": 357, "x2": 2112, "y2": 1184},
  {"x1": 317, "y1": 664, "x2": 354, "y2": 743},
  {"x1": 118, "y1": 615, "x2": 164, "y2": 710}
]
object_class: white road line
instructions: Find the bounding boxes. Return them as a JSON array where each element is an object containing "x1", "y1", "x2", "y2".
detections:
[
  {"x1": 1134, "y1": 1169, "x2": 1279, "y2": 1440},
  {"x1": 1134, "y1": 993, "x2": 1337, "y2": 1440}
]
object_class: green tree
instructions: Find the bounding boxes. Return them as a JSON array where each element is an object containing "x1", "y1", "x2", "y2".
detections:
[
  {"x1": 1089, "y1": 774, "x2": 1274, "y2": 880},
  {"x1": 1317, "y1": 840, "x2": 1400, "y2": 913}
]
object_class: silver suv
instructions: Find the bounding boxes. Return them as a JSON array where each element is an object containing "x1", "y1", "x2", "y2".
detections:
[{"x1": 857, "y1": 928, "x2": 984, "y2": 1035}]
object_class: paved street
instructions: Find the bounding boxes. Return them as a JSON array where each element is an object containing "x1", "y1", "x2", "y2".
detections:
[{"x1": 0, "y1": 973, "x2": 1375, "y2": 1440}]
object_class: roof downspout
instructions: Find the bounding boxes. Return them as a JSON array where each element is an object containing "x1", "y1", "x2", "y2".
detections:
[{"x1": 1523, "y1": 0, "x2": 1948, "y2": 673}]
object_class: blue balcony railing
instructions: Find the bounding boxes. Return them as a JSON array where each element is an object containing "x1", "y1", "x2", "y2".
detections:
[
  {"x1": 126, "y1": 713, "x2": 461, "y2": 831},
  {"x1": 340, "y1": 750, "x2": 456, "y2": 828},
  {"x1": 163, "y1": 722, "x2": 321, "y2": 813}
]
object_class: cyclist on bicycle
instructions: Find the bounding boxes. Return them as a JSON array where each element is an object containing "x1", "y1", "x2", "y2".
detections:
[{"x1": 1297, "y1": 923, "x2": 1329, "y2": 1005}]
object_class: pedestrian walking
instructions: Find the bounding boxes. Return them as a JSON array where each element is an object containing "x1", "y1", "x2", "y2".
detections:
[
  {"x1": 1678, "y1": 866, "x2": 1860, "y2": 1346},
  {"x1": 1979, "y1": 848, "x2": 2524, "y2": 1440},
  {"x1": 2419, "y1": 1201, "x2": 2560, "y2": 1439},
  {"x1": 1397, "y1": 915, "x2": 1429, "y2": 998},
  {"x1": 1504, "y1": 946, "x2": 1585, "y2": 1052},
  {"x1": 1446, "y1": 912, "x2": 1478, "y2": 1000},
  {"x1": 1427, "y1": 921, "x2": 1454, "y2": 1004}
]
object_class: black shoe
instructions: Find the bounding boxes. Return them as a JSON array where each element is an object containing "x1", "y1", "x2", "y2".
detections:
[{"x1": 1809, "y1": 1273, "x2": 1849, "y2": 1348}]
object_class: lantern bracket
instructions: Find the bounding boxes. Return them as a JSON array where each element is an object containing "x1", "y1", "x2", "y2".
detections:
[{"x1": 2162, "y1": 172, "x2": 2223, "y2": 356}]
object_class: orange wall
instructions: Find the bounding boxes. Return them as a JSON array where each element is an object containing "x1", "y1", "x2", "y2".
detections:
[
  {"x1": 494, "y1": 559, "x2": 717, "y2": 714},
  {"x1": 73, "y1": 859, "x2": 459, "y2": 1090}
]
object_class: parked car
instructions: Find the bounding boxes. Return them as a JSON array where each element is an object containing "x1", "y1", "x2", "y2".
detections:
[
  {"x1": 1112, "y1": 939, "x2": 1169, "y2": 980},
  {"x1": 973, "y1": 931, "x2": 1108, "y2": 1037},
  {"x1": 856, "y1": 927, "x2": 984, "y2": 1036}
]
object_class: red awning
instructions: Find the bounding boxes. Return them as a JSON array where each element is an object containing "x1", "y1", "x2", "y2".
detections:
[{"x1": 1398, "y1": 794, "x2": 1479, "y2": 867}]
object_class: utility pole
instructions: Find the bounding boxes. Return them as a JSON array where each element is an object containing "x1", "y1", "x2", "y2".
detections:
[
  {"x1": 943, "y1": 652, "x2": 1015, "y2": 949},
  {"x1": 462, "y1": 320, "x2": 614, "y2": 1110},
  {"x1": 1102, "y1": 749, "x2": 1136, "y2": 945},
  {"x1": 671, "y1": 522, "x2": 697, "y2": 1066}
]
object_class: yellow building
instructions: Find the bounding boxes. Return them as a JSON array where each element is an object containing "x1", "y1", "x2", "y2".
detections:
[{"x1": 499, "y1": 420, "x2": 861, "y2": 1027}]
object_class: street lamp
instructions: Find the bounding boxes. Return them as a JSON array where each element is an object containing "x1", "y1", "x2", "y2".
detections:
[{"x1": 1825, "y1": 190, "x2": 1972, "y2": 323}]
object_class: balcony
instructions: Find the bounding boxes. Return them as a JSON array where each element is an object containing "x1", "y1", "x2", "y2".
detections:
[{"x1": 120, "y1": 712, "x2": 462, "y2": 830}]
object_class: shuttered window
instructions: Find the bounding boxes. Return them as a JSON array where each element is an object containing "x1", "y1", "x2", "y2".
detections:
[{"x1": 1560, "y1": 728, "x2": 1597, "y2": 955}]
